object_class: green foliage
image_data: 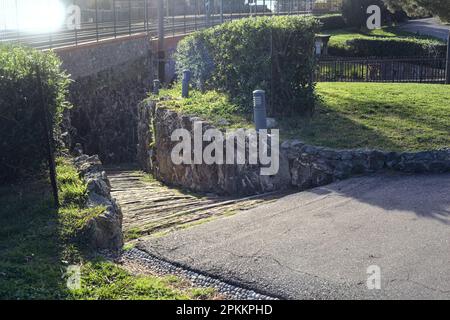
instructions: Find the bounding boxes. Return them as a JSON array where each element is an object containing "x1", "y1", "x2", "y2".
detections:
[
  {"x1": 345, "y1": 37, "x2": 446, "y2": 57},
  {"x1": 281, "y1": 83, "x2": 450, "y2": 151},
  {"x1": 342, "y1": 0, "x2": 405, "y2": 28},
  {"x1": 0, "y1": 45, "x2": 71, "y2": 183},
  {"x1": 56, "y1": 158, "x2": 88, "y2": 206},
  {"x1": 1, "y1": 158, "x2": 216, "y2": 300},
  {"x1": 174, "y1": 16, "x2": 320, "y2": 116},
  {"x1": 327, "y1": 28, "x2": 446, "y2": 57},
  {"x1": 318, "y1": 14, "x2": 347, "y2": 30},
  {"x1": 151, "y1": 83, "x2": 252, "y2": 130},
  {"x1": 383, "y1": 0, "x2": 450, "y2": 22}
]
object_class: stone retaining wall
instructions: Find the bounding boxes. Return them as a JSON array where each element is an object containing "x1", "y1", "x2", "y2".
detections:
[
  {"x1": 138, "y1": 99, "x2": 450, "y2": 195},
  {"x1": 283, "y1": 140, "x2": 450, "y2": 190},
  {"x1": 74, "y1": 155, "x2": 123, "y2": 250},
  {"x1": 137, "y1": 99, "x2": 291, "y2": 196}
]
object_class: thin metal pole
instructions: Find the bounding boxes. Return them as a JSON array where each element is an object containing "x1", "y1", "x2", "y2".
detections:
[
  {"x1": 220, "y1": 0, "x2": 223, "y2": 23},
  {"x1": 128, "y1": 0, "x2": 132, "y2": 35},
  {"x1": 74, "y1": 0, "x2": 78, "y2": 45},
  {"x1": 144, "y1": 0, "x2": 148, "y2": 33},
  {"x1": 158, "y1": 0, "x2": 165, "y2": 82},
  {"x1": 36, "y1": 67, "x2": 59, "y2": 208},
  {"x1": 446, "y1": 32, "x2": 450, "y2": 84},
  {"x1": 113, "y1": 0, "x2": 117, "y2": 38},
  {"x1": 95, "y1": 0, "x2": 99, "y2": 41}
]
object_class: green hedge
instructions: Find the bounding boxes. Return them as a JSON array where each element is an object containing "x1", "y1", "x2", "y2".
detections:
[
  {"x1": 174, "y1": 16, "x2": 319, "y2": 116},
  {"x1": 0, "y1": 45, "x2": 70, "y2": 182},
  {"x1": 318, "y1": 14, "x2": 347, "y2": 31},
  {"x1": 329, "y1": 37, "x2": 446, "y2": 57}
]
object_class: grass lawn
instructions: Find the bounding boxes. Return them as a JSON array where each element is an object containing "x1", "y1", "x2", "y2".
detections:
[
  {"x1": 281, "y1": 82, "x2": 450, "y2": 151},
  {"x1": 157, "y1": 82, "x2": 449, "y2": 152},
  {"x1": 0, "y1": 158, "x2": 217, "y2": 300}
]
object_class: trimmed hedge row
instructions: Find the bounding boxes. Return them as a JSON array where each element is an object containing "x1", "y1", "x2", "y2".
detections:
[
  {"x1": 318, "y1": 14, "x2": 347, "y2": 31},
  {"x1": 329, "y1": 37, "x2": 446, "y2": 57},
  {"x1": 174, "y1": 16, "x2": 320, "y2": 116},
  {"x1": 0, "y1": 45, "x2": 70, "y2": 182}
]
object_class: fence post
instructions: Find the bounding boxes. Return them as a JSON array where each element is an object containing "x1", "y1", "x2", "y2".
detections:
[
  {"x1": 157, "y1": 0, "x2": 165, "y2": 83},
  {"x1": 446, "y1": 32, "x2": 450, "y2": 84}
]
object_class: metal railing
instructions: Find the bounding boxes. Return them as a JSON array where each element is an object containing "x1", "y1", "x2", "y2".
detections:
[
  {"x1": 0, "y1": 0, "x2": 342, "y2": 50},
  {"x1": 316, "y1": 56, "x2": 447, "y2": 83}
]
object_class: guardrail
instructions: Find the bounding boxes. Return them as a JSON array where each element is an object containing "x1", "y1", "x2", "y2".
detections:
[
  {"x1": 316, "y1": 56, "x2": 447, "y2": 83},
  {"x1": 0, "y1": 0, "x2": 340, "y2": 50}
]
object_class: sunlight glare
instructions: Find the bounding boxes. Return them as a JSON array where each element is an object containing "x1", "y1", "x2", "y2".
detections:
[{"x1": 0, "y1": 0, "x2": 66, "y2": 33}]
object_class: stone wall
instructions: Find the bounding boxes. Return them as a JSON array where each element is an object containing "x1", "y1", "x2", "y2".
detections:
[
  {"x1": 57, "y1": 35, "x2": 155, "y2": 164},
  {"x1": 138, "y1": 98, "x2": 450, "y2": 196},
  {"x1": 137, "y1": 99, "x2": 291, "y2": 196},
  {"x1": 283, "y1": 140, "x2": 450, "y2": 190},
  {"x1": 74, "y1": 154, "x2": 123, "y2": 250}
]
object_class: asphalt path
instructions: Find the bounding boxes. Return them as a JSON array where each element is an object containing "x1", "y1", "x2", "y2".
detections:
[{"x1": 138, "y1": 174, "x2": 450, "y2": 300}]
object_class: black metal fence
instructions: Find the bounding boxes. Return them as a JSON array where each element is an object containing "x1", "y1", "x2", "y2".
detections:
[
  {"x1": 0, "y1": 0, "x2": 341, "y2": 50},
  {"x1": 316, "y1": 56, "x2": 447, "y2": 83}
]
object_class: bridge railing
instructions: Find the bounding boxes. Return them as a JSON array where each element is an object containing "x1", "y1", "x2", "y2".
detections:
[{"x1": 0, "y1": 0, "x2": 341, "y2": 50}]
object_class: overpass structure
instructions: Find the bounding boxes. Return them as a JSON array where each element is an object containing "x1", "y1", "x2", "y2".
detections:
[{"x1": 0, "y1": 0, "x2": 343, "y2": 50}]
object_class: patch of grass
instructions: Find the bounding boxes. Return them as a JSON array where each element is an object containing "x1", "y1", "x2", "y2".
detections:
[
  {"x1": 280, "y1": 83, "x2": 450, "y2": 151},
  {"x1": 153, "y1": 82, "x2": 449, "y2": 152},
  {"x1": 70, "y1": 260, "x2": 193, "y2": 300},
  {"x1": 327, "y1": 27, "x2": 444, "y2": 47},
  {"x1": 151, "y1": 83, "x2": 252, "y2": 130},
  {"x1": 326, "y1": 27, "x2": 445, "y2": 57},
  {"x1": 56, "y1": 158, "x2": 87, "y2": 206},
  {"x1": 0, "y1": 158, "x2": 216, "y2": 300}
]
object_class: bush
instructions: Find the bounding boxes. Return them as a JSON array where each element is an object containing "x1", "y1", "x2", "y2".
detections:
[
  {"x1": 342, "y1": 0, "x2": 405, "y2": 28},
  {"x1": 330, "y1": 37, "x2": 446, "y2": 57},
  {"x1": 0, "y1": 45, "x2": 70, "y2": 182},
  {"x1": 318, "y1": 14, "x2": 347, "y2": 31},
  {"x1": 174, "y1": 16, "x2": 319, "y2": 116}
]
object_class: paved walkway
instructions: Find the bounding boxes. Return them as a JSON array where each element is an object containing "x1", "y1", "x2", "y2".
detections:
[
  {"x1": 400, "y1": 17, "x2": 450, "y2": 40},
  {"x1": 107, "y1": 166, "x2": 284, "y2": 240},
  {"x1": 138, "y1": 174, "x2": 450, "y2": 299}
]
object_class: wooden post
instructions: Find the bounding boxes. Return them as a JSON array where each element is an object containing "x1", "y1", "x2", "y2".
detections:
[{"x1": 446, "y1": 32, "x2": 450, "y2": 84}]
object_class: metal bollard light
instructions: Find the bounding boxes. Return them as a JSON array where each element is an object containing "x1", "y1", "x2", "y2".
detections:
[
  {"x1": 253, "y1": 90, "x2": 267, "y2": 131},
  {"x1": 153, "y1": 79, "x2": 160, "y2": 95},
  {"x1": 182, "y1": 69, "x2": 191, "y2": 98}
]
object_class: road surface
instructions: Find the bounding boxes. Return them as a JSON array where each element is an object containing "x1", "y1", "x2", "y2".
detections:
[
  {"x1": 138, "y1": 173, "x2": 450, "y2": 299},
  {"x1": 400, "y1": 17, "x2": 450, "y2": 41}
]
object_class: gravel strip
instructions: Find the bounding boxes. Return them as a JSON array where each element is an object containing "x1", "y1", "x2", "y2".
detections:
[{"x1": 123, "y1": 248, "x2": 278, "y2": 300}]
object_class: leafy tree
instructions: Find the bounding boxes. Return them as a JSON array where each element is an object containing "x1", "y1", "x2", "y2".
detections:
[
  {"x1": 383, "y1": 0, "x2": 450, "y2": 22},
  {"x1": 342, "y1": 0, "x2": 403, "y2": 28}
]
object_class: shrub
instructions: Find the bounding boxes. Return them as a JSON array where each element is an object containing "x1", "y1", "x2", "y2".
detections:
[
  {"x1": 174, "y1": 16, "x2": 319, "y2": 116},
  {"x1": 342, "y1": 0, "x2": 405, "y2": 28},
  {"x1": 329, "y1": 37, "x2": 446, "y2": 57},
  {"x1": 318, "y1": 14, "x2": 347, "y2": 31},
  {"x1": 0, "y1": 45, "x2": 70, "y2": 182}
]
